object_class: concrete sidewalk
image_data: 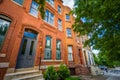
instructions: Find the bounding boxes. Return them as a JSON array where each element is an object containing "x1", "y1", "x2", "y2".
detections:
[{"x1": 74, "y1": 75, "x2": 106, "y2": 80}]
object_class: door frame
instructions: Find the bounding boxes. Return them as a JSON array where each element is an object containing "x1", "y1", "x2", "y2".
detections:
[{"x1": 16, "y1": 29, "x2": 38, "y2": 69}]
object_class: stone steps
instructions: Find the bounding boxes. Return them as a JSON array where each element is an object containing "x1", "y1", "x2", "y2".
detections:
[{"x1": 4, "y1": 70, "x2": 44, "y2": 80}]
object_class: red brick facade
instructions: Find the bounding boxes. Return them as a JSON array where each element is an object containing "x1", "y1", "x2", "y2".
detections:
[{"x1": 0, "y1": 0, "x2": 90, "y2": 79}]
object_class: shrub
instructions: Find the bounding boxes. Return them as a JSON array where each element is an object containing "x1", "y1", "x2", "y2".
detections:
[
  {"x1": 43, "y1": 66, "x2": 58, "y2": 80},
  {"x1": 57, "y1": 64, "x2": 70, "y2": 80}
]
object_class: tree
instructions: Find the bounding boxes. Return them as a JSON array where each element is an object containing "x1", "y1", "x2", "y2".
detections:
[
  {"x1": 34, "y1": 0, "x2": 45, "y2": 18},
  {"x1": 72, "y1": 0, "x2": 120, "y2": 62}
]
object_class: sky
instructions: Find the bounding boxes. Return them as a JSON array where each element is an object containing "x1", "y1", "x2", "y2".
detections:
[{"x1": 63, "y1": 0, "x2": 74, "y2": 9}]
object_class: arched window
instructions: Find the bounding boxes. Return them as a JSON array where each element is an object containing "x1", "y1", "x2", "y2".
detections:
[
  {"x1": 44, "y1": 35, "x2": 52, "y2": 60},
  {"x1": 0, "y1": 15, "x2": 12, "y2": 49},
  {"x1": 56, "y1": 39, "x2": 61, "y2": 60}
]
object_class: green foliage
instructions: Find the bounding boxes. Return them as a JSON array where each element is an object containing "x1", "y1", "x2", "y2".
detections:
[
  {"x1": 44, "y1": 66, "x2": 58, "y2": 80},
  {"x1": 72, "y1": 0, "x2": 120, "y2": 63},
  {"x1": 57, "y1": 64, "x2": 70, "y2": 80},
  {"x1": 34, "y1": 0, "x2": 45, "y2": 19},
  {"x1": 93, "y1": 53, "x2": 99, "y2": 65},
  {"x1": 65, "y1": 77, "x2": 81, "y2": 80},
  {"x1": 93, "y1": 52, "x2": 120, "y2": 67}
]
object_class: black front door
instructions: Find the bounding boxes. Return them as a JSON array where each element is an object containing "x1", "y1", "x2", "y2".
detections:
[{"x1": 16, "y1": 31, "x2": 37, "y2": 69}]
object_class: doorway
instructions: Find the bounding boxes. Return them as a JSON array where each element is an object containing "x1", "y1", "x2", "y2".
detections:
[{"x1": 16, "y1": 29, "x2": 38, "y2": 69}]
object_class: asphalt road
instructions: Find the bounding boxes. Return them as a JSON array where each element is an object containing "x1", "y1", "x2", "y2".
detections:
[{"x1": 105, "y1": 75, "x2": 120, "y2": 80}]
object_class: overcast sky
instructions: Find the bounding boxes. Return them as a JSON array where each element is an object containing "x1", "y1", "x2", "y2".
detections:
[{"x1": 63, "y1": 0, "x2": 74, "y2": 9}]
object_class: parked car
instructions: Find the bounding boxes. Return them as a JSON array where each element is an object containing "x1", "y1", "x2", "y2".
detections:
[
  {"x1": 107, "y1": 69, "x2": 120, "y2": 76},
  {"x1": 98, "y1": 65, "x2": 108, "y2": 74}
]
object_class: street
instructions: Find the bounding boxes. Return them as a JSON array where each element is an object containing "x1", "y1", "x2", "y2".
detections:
[{"x1": 80, "y1": 74, "x2": 120, "y2": 80}]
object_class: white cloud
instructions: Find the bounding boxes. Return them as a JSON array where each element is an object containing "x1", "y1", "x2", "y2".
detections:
[{"x1": 63, "y1": 0, "x2": 74, "y2": 9}]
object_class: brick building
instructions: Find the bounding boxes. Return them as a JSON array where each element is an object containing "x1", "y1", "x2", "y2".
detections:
[{"x1": 0, "y1": 0, "x2": 93, "y2": 80}]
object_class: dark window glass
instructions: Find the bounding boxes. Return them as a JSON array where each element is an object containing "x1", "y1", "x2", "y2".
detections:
[
  {"x1": 66, "y1": 14, "x2": 70, "y2": 21},
  {"x1": 56, "y1": 40, "x2": 61, "y2": 60},
  {"x1": 0, "y1": 18, "x2": 10, "y2": 49},
  {"x1": 30, "y1": 1, "x2": 39, "y2": 17},
  {"x1": 13, "y1": 0, "x2": 24, "y2": 5},
  {"x1": 58, "y1": 5, "x2": 61, "y2": 14},
  {"x1": 66, "y1": 28, "x2": 72, "y2": 37},
  {"x1": 29, "y1": 41, "x2": 34, "y2": 55},
  {"x1": 45, "y1": 10, "x2": 54, "y2": 25},
  {"x1": 46, "y1": 0, "x2": 54, "y2": 6},
  {"x1": 21, "y1": 39, "x2": 27, "y2": 55},
  {"x1": 44, "y1": 36, "x2": 52, "y2": 60},
  {"x1": 58, "y1": 19, "x2": 62, "y2": 31}
]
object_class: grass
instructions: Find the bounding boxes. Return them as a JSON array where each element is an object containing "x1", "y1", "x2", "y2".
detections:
[{"x1": 65, "y1": 76, "x2": 81, "y2": 80}]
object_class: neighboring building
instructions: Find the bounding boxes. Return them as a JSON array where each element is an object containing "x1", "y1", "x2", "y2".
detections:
[
  {"x1": 81, "y1": 35, "x2": 95, "y2": 67},
  {"x1": 63, "y1": 6, "x2": 85, "y2": 75},
  {"x1": 0, "y1": 0, "x2": 94, "y2": 80}
]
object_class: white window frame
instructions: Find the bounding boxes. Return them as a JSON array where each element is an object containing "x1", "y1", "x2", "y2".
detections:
[
  {"x1": 44, "y1": 36, "x2": 52, "y2": 60},
  {"x1": 45, "y1": 10, "x2": 54, "y2": 25},
  {"x1": 29, "y1": 0, "x2": 39, "y2": 17},
  {"x1": 56, "y1": 40, "x2": 61, "y2": 60},
  {"x1": 58, "y1": 19, "x2": 62, "y2": 31},
  {"x1": 0, "y1": 15, "x2": 11, "y2": 49},
  {"x1": 66, "y1": 14, "x2": 70, "y2": 21},
  {"x1": 46, "y1": 0, "x2": 54, "y2": 6},
  {"x1": 58, "y1": 5, "x2": 61, "y2": 14},
  {"x1": 66, "y1": 28, "x2": 72, "y2": 37},
  {"x1": 68, "y1": 46, "x2": 73, "y2": 61},
  {"x1": 12, "y1": 0, "x2": 24, "y2": 5}
]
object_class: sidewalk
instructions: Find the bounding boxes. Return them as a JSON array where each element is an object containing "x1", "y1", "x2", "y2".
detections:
[{"x1": 78, "y1": 75, "x2": 106, "y2": 80}]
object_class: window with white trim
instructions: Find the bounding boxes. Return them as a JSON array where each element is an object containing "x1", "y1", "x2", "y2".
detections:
[
  {"x1": 13, "y1": 0, "x2": 24, "y2": 5},
  {"x1": 56, "y1": 40, "x2": 61, "y2": 60},
  {"x1": 44, "y1": 36, "x2": 52, "y2": 60},
  {"x1": 46, "y1": 0, "x2": 54, "y2": 6},
  {"x1": 29, "y1": 0, "x2": 39, "y2": 17},
  {"x1": 58, "y1": 19, "x2": 62, "y2": 31},
  {"x1": 66, "y1": 14, "x2": 70, "y2": 21},
  {"x1": 0, "y1": 15, "x2": 11, "y2": 49},
  {"x1": 68, "y1": 46, "x2": 73, "y2": 61},
  {"x1": 45, "y1": 10, "x2": 54, "y2": 25},
  {"x1": 58, "y1": 5, "x2": 61, "y2": 14},
  {"x1": 66, "y1": 28, "x2": 72, "y2": 37}
]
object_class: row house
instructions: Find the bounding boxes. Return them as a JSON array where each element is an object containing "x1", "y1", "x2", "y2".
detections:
[{"x1": 0, "y1": 0, "x2": 94, "y2": 80}]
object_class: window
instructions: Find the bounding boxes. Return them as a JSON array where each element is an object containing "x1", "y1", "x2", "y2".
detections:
[
  {"x1": 29, "y1": 1, "x2": 39, "y2": 17},
  {"x1": 66, "y1": 14, "x2": 70, "y2": 21},
  {"x1": 13, "y1": 0, "x2": 24, "y2": 5},
  {"x1": 45, "y1": 10, "x2": 54, "y2": 25},
  {"x1": 0, "y1": 16, "x2": 11, "y2": 49},
  {"x1": 44, "y1": 36, "x2": 52, "y2": 60},
  {"x1": 58, "y1": 5, "x2": 61, "y2": 14},
  {"x1": 56, "y1": 40, "x2": 61, "y2": 60},
  {"x1": 76, "y1": 35, "x2": 80, "y2": 43},
  {"x1": 66, "y1": 28, "x2": 72, "y2": 37},
  {"x1": 58, "y1": 19, "x2": 62, "y2": 31},
  {"x1": 46, "y1": 0, "x2": 54, "y2": 6},
  {"x1": 68, "y1": 46, "x2": 73, "y2": 61}
]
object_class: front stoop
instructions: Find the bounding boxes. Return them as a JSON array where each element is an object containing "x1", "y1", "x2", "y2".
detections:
[{"x1": 4, "y1": 70, "x2": 44, "y2": 80}]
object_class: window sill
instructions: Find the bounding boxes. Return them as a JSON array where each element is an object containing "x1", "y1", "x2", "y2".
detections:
[
  {"x1": 29, "y1": 13, "x2": 38, "y2": 18},
  {"x1": 46, "y1": 2, "x2": 55, "y2": 8},
  {"x1": 67, "y1": 37, "x2": 72, "y2": 39},
  {"x1": 42, "y1": 60, "x2": 63, "y2": 62},
  {"x1": 66, "y1": 20, "x2": 71, "y2": 22},
  {"x1": 43, "y1": 20, "x2": 57, "y2": 29}
]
